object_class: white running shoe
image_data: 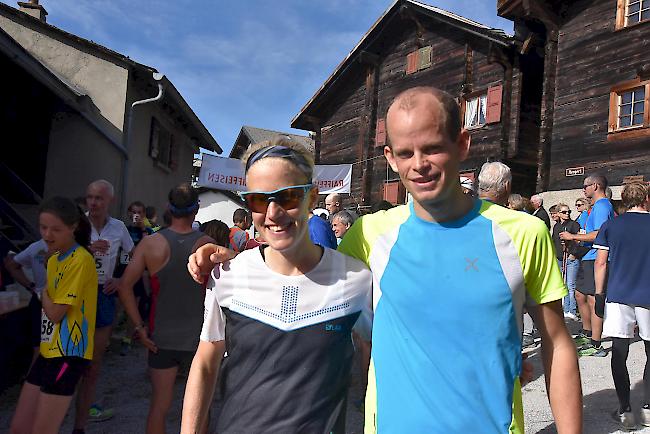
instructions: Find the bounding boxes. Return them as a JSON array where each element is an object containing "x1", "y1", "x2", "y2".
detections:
[
  {"x1": 641, "y1": 406, "x2": 650, "y2": 427},
  {"x1": 612, "y1": 409, "x2": 637, "y2": 431}
]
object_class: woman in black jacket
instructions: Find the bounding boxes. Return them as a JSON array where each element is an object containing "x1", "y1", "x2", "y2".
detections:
[{"x1": 552, "y1": 203, "x2": 582, "y2": 320}]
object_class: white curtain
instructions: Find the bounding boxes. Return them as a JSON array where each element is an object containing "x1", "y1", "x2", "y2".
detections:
[
  {"x1": 479, "y1": 94, "x2": 487, "y2": 125},
  {"x1": 465, "y1": 98, "x2": 478, "y2": 127}
]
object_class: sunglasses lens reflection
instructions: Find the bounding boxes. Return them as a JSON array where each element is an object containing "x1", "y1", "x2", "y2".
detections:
[{"x1": 244, "y1": 187, "x2": 307, "y2": 212}]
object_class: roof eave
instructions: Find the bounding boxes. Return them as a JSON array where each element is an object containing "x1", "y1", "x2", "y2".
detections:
[{"x1": 161, "y1": 76, "x2": 221, "y2": 154}]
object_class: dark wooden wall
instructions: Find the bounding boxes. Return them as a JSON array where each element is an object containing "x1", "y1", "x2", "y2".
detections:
[
  {"x1": 549, "y1": 0, "x2": 650, "y2": 190},
  {"x1": 314, "y1": 13, "x2": 510, "y2": 209}
]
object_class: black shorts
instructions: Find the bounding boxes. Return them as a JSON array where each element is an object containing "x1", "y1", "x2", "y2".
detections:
[
  {"x1": 26, "y1": 355, "x2": 89, "y2": 396},
  {"x1": 577, "y1": 260, "x2": 595, "y2": 295},
  {"x1": 148, "y1": 349, "x2": 194, "y2": 370}
]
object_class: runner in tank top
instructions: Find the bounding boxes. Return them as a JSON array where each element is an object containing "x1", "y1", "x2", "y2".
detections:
[{"x1": 117, "y1": 183, "x2": 213, "y2": 434}]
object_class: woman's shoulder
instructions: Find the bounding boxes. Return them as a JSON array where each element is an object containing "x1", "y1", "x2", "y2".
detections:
[{"x1": 327, "y1": 247, "x2": 371, "y2": 276}]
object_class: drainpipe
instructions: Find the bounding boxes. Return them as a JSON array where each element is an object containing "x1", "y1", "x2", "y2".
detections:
[{"x1": 119, "y1": 72, "x2": 165, "y2": 214}]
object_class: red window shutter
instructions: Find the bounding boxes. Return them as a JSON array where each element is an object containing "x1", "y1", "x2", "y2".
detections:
[
  {"x1": 383, "y1": 182, "x2": 399, "y2": 204},
  {"x1": 406, "y1": 51, "x2": 419, "y2": 75},
  {"x1": 375, "y1": 118, "x2": 386, "y2": 147},
  {"x1": 486, "y1": 84, "x2": 503, "y2": 124}
]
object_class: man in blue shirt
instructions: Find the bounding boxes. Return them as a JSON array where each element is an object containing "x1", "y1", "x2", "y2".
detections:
[
  {"x1": 592, "y1": 182, "x2": 650, "y2": 429},
  {"x1": 560, "y1": 174, "x2": 615, "y2": 356}
]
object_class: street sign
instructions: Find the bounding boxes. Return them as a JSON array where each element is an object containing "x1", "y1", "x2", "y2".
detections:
[{"x1": 565, "y1": 167, "x2": 584, "y2": 177}]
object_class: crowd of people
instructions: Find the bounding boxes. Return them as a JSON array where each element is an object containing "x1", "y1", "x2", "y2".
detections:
[{"x1": 1, "y1": 84, "x2": 649, "y2": 433}]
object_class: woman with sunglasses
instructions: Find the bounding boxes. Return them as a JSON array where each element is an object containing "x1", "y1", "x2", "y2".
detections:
[
  {"x1": 551, "y1": 203, "x2": 582, "y2": 320},
  {"x1": 181, "y1": 137, "x2": 372, "y2": 434}
]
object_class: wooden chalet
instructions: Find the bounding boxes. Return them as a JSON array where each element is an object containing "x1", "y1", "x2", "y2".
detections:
[
  {"x1": 499, "y1": 0, "x2": 650, "y2": 192},
  {"x1": 292, "y1": 0, "x2": 551, "y2": 208}
]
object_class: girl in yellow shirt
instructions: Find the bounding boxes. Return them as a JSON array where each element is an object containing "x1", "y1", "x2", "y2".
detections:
[{"x1": 11, "y1": 197, "x2": 97, "y2": 434}]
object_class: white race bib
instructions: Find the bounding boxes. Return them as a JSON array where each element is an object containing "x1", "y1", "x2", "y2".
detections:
[
  {"x1": 120, "y1": 251, "x2": 130, "y2": 265},
  {"x1": 40, "y1": 309, "x2": 55, "y2": 343},
  {"x1": 95, "y1": 252, "x2": 109, "y2": 284}
]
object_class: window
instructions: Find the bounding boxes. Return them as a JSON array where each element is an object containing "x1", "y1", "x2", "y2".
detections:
[
  {"x1": 464, "y1": 94, "x2": 487, "y2": 128},
  {"x1": 626, "y1": 0, "x2": 650, "y2": 25},
  {"x1": 405, "y1": 46, "x2": 432, "y2": 75},
  {"x1": 617, "y1": 87, "x2": 645, "y2": 128},
  {"x1": 608, "y1": 79, "x2": 650, "y2": 135},
  {"x1": 616, "y1": 0, "x2": 650, "y2": 28},
  {"x1": 149, "y1": 117, "x2": 174, "y2": 169},
  {"x1": 462, "y1": 84, "x2": 503, "y2": 128}
]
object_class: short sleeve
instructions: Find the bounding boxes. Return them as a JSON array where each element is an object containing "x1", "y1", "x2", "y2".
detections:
[
  {"x1": 200, "y1": 270, "x2": 226, "y2": 342},
  {"x1": 524, "y1": 222, "x2": 567, "y2": 305},
  {"x1": 120, "y1": 223, "x2": 135, "y2": 253},
  {"x1": 590, "y1": 201, "x2": 613, "y2": 232},
  {"x1": 593, "y1": 220, "x2": 610, "y2": 251},
  {"x1": 309, "y1": 218, "x2": 337, "y2": 249},
  {"x1": 13, "y1": 242, "x2": 38, "y2": 267},
  {"x1": 337, "y1": 218, "x2": 371, "y2": 266}
]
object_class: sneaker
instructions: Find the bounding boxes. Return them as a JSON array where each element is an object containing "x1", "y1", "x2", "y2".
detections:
[
  {"x1": 573, "y1": 334, "x2": 591, "y2": 348},
  {"x1": 641, "y1": 406, "x2": 650, "y2": 426},
  {"x1": 88, "y1": 404, "x2": 114, "y2": 423},
  {"x1": 612, "y1": 409, "x2": 637, "y2": 430},
  {"x1": 578, "y1": 344, "x2": 607, "y2": 357},
  {"x1": 522, "y1": 334, "x2": 535, "y2": 348}
]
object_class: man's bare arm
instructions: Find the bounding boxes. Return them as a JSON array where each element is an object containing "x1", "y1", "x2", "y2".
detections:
[
  {"x1": 116, "y1": 239, "x2": 157, "y2": 352},
  {"x1": 4, "y1": 255, "x2": 34, "y2": 290},
  {"x1": 537, "y1": 300, "x2": 583, "y2": 434},
  {"x1": 594, "y1": 249, "x2": 609, "y2": 296},
  {"x1": 181, "y1": 340, "x2": 226, "y2": 433}
]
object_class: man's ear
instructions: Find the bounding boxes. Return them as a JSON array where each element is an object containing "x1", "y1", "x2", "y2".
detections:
[
  {"x1": 456, "y1": 129, "x2": 471, "y2": 162},
  {"x1": 384, "y1": 145, "x2": 399, "y2": 173}
]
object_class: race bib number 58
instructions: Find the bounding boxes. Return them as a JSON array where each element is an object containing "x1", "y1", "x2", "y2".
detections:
[{"x1": 41, "y1": 309, "x2": 55, "y2": 343}]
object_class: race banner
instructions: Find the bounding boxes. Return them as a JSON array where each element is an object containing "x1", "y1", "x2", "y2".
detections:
[
  {"x1": 198, "y1": 154, "x2": 351, "y2": 194},
  {"x1": 313, "y1": 164, "x2": 352, "y2": 194}
]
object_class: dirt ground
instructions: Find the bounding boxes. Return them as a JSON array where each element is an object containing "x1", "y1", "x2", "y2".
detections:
[{"x1": 2, "y1": 320, "x2": 650, "y2": 433}]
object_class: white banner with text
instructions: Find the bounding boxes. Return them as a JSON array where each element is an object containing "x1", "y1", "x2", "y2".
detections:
[{"x1": 198, "y1": 155, "x2": 351, "y2": 194}]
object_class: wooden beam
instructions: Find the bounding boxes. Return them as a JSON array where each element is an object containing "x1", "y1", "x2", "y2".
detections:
[
  {"x1": 358, "y1": 50, "x2": 380, "y2": 67},
  {"x1": 522, "y1": 0, "x2": 559, "y2": 29}
]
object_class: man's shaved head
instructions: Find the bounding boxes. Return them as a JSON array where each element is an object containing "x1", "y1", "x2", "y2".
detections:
[{"x1": 386, "y1": 87, "x2": 461, "y2": 144}]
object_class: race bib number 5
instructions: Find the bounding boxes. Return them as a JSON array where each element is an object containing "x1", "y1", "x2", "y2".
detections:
[
  {"x1": 95, "y1": 252, "x2": 109, "y2": 284},
  {"x1": 41, "y1": 309, "x2": 55, "y2": 343}
]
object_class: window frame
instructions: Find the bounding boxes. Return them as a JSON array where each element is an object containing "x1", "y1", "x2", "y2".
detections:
[
  {"x1": 608, "y1": 78, "x2": 650, "y2": 138},
  {"x1": 616, "y1": 0, "x2": 650, "y2": 29}
]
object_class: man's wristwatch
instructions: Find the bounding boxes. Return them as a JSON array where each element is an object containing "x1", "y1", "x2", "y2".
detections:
[{"x1": 134, "y1": 323, "x2": 146, "y2": 333}]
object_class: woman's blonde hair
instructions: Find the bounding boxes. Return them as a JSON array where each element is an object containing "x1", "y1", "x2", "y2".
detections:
[{"x1": 242, "y1": 136, "x2": 314, "y2": 183}]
